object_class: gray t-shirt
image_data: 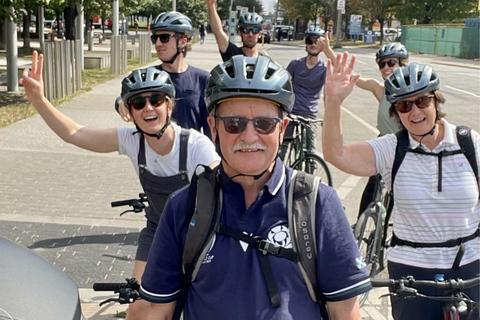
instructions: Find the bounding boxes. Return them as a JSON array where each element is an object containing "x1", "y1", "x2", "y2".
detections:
[
  {"x1": 377, "y1": 93, "x2": 403, "y2": 136},
  {"x1": 286, "y1": 57, "x2": 327, "y2": 117}
]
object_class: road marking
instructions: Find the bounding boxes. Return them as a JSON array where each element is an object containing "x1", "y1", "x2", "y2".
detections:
[
  {"x1": 355, "y1": 59, "x2": 368, "y2": 65},
  {"x1": 445, "y1": 85, "x2": 480, "y2": 99},
  {"x1": 337, "y1": 175, "x2": 363, "y2": 199},
  {"x1": 342, "y1": 107, "x2": 380, "y2": 135}
]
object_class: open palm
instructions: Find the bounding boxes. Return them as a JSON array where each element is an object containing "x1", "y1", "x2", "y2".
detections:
[{"x1": 325, "y1": 52, "x2": 360, "y2": 102}]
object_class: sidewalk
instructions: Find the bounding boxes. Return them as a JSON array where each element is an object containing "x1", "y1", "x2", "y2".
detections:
[{"x1": 1, "y1": 32, "x2": 457, "y2": 320}]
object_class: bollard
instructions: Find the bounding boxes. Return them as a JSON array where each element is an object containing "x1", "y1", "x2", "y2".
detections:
[{"x1": 87, "y1": 30, "x2": 94, "y2": 51}]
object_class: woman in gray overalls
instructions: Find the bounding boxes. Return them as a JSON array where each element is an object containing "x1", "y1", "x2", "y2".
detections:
[{"x1": 21, "y1": 54, "x2": 220, "y2": 320}]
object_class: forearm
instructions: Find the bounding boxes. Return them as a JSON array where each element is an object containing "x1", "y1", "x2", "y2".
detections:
[
  {"x1": 323, "y1": 44, "x2": 336, "y2": 65},
  {"x1": 355, "y1": 77, "x2": 383, "y2": 102},
  {"x1": 33, "y1": 96, "x2": 83, "y2": 143},
  {"x1": 322, "y1": 96, "x2": 345, "y2": 166},
  {"x1": 207, "y1": 4, "x2": 228, "y2": 51}
]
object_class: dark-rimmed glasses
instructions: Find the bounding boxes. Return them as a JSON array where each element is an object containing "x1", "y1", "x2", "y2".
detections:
[
  {"x1": 150, "y1": 33, "x2": 175, "y2": 44},
  {"x1": 240, "y1": 27, "x2": 261, "y2": 35},
  {"x1": 128, "y1": 93, "x2": 167, "y2": 111},
  {"x1": 306, "y1": 38, "x2": 318, "y2": 45},
  {"x1": 218, "y1": 116, "x2": 281, "y2": 134},
  {"x1": 395, "y1": 95, "x2": 435, "y2": 113},
  {"x1": 378, "y1": 59, "x2": 399, "y2": 69}
]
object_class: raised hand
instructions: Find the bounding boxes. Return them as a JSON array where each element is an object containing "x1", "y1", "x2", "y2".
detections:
[
  {"x1": 205, "y1": 0, "x2": 216, "y2": 7},
  {"x1": 325, "y1": 51, "x2": 360, "y2": 103},
  {"x1": 20, "y1": 50, "x2": 45, "y2": 103}
]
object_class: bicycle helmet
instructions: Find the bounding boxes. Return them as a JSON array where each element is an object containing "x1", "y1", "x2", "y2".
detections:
[
  {"x1": 121, "y1": 67, "x2": 175, "y2": 107},
  {"x1": 151, "y1": 11, "x2": 193, "y2": 38},
  {"x1": 205, "y1": 56, "x2": 294, "y2": 113},
  {"x1": 385, "y1": 63, "x2": 440, "y2": 103},
  {"x1": 238, "y1": 12, "x2": 264, "y2": 27},
  {"x1": 376, "y1": 43, "x2": 408, "y2": 63},
  {"x1": 305, "y1": 26, "x2": 325, "y2": 38}
]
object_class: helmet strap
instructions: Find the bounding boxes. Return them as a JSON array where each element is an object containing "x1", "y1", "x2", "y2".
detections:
[
  {"x1": 132, "y1": 113, "x2": 171, "y2": 140},
  {"x1": 162, "y1": 35, "x2": 184, "y2": 64}
]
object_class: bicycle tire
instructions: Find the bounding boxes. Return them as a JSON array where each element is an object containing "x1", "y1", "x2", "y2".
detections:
[
  {"x1": 353, "y1": 208, "x2": 380, "y2": 277},
  {"x1": 292, "y1": 153, "x2": 333, "y2": 187}
]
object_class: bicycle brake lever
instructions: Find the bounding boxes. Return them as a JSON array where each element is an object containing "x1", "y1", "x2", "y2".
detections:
[
  {"x1": 99, "y1": 297, "x2": 119, "y2": 306},
  {"x1": 119, "y1": 209, "x2": 135, "y2": 216}
]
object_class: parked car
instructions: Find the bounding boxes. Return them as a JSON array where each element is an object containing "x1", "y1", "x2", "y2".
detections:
[
  {"x1": 258, "y1": 30, "x2": 271, "y2": 44},
  {"x1": 273, "y1": 25, "x2": 294, "y2": 41},
  {"x1": 375, "y1": 28, "x2": 401, "y2": 41}
]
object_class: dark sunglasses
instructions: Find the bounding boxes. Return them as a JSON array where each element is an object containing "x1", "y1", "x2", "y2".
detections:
[
  {"x1": 218, "y1": 116, "x2": 281, "y2": 135},
  {"x1": 378, "y1": 59, "x2": 399, "y2": 69},
  {"x1": 128, "y1": 93, "x2": 167, "y2": 111},
  {"x1": 150, "y1": 33, "x2": 175, "y2": 44},
  {"x1": 241, "y1": 27, "x2": 261, "y2": 35},
  {"x1": 305, "y1": 38, "x2": 318, "y2": 45},
  {"x1": 395, "y1": 95, "x2": 435, "y2": 114}
]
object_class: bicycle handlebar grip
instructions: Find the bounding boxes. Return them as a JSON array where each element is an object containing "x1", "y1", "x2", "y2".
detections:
[
  {"x1": 111, "y1": 199, "x2": 134, "y2": 207},
  {"x1": 370, "y1": 279, "x2": 396, "y2": 287},
  {"x1": 93, "y1": 283, "x2": 123, "y2": 291}
]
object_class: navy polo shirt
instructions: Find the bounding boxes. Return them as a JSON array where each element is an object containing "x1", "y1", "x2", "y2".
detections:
[{"x1": 140, "y1": 158, "x2": 370, "y2": 319}]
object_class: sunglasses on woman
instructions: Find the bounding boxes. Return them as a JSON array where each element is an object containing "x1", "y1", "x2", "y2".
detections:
[
  {"x1": 218, "y1": 116, "x2": 281, "y2": 135},
  {"x1": 150, "y1": 33, "x2": 175, "y2": 44},
  {"x1": 128, "y1": 93, "x2": 167, "y2": 111},
  {"x1": 378, "y1": 59, "x2": 399, "y2": 69},
  {"x1": 240, "y1": 27, "x2": 261, "y2": 35},
  {"x1": 395, "y1": 95, "x2": 435, "y2": 113}
]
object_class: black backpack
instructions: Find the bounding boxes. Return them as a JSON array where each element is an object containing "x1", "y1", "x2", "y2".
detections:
[{"x1": 172, "y1": 167, "x2": 329, "y2": 319}]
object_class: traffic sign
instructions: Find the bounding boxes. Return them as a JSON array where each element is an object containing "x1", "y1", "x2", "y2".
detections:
[{"x1": 337, "y1": 0, "x2": 345, "y2": 10}]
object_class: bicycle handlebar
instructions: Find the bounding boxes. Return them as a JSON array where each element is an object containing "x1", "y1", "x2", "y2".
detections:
[
  {"x1": 111, "y1": 193, "x2": 148, "y2": 208},
  {"x1": 371, "y1": 276, "x2": 480, "y2": 291},
  {"x1": 93, "y1": 278, "x2": 140, "y2": 306},
  {"x1": 288, "y1": 114, "x2": 323, "y2": 125}
]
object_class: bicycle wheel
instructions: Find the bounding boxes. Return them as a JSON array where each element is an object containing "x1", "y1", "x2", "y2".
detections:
[
  {"x1": 293, "y1": 153, "x2": 333, "y2": 187},
  {"x1": 353, "y1": 209, "x2": 380, "y2": 306},
  {"x1": 354, "y1": 209, "x2": 381, "y2": 277}
]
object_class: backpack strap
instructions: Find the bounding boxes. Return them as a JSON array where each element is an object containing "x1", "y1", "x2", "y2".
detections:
[
  {"x1": 391, "y1": 129, "x2": 409, "y2": 191},
  {"x1": 173, "y1": 165, "x2": 221, "y2": 320},
  {"x1": 178, "y1": 129, "x2": 190, "y2": 181},
  {"x1": 288, "y1": 170, "x2": 329, "y2": 319},
  {"x1": 456, "y1": 126, "x2": 479, "y2": 192}
]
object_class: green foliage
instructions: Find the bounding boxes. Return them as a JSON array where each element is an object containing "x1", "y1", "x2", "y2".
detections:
[{"x1": 394, "y1": 0, "x2": 479, "y2": 24}]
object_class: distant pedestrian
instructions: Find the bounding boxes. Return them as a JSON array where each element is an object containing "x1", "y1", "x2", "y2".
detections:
[
  {"x1": 134, "y1": 19, "x2": 139, "y2": 35},
  {"x1": 199, "y1": 24, "x2": 206, "y2": 44}
]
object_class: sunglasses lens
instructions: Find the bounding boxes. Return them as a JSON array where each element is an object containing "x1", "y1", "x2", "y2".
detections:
[
  {"x1": 255, "y1": 118, "x2": 278, "y2": 134},
  {"x1": 149, "y1": 93, "x2": 166, "y2": 107},
  {"x1": 252, "y1": 27, "x2": 260, "y2": 34},
  {"x1": 151, "y1": 34, "x2": 172, "y2": 44},
  {"x1": 379, "y1": 60, "x2": 398, "y2": 69},
  {"x1": 129, "y1": 96, "x2": 147, "y2": 110},
  {"x1": 396, "y1": 96, "x2": 434, "y2": 113},
  {"x1": 395, "y1": 101, "x2": 412, "y2": 113},
  {"x1": 223, "y1": 117, "x2": 246, "y2": 134}
]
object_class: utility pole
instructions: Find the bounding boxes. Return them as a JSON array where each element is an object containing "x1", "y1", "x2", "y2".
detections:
[
  {"x1": 6, "y1": 8, "x2": 18, "y2": 92},
  {"x1": 172, "y1": 0, "x2": 176, "y2": 11},
  {"x1": 273, "y1": 0, "x2": 280, "y2": 41},
  {"x1": 113, "y1": 0, "x2": 119, "y2": 36},
  {"x1": 334, "y1": 0, "x2": 344, "y2": 48}
]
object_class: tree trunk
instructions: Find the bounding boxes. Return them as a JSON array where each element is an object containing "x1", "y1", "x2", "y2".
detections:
[
  {"x1": 64, "y1": 6, "x2": 77, "y2": 40},
  {"x1": 0, "y1": 20, "x2": 5, "y2": 50},
  {"x1": 23, "y1": 10, "x2": 31, "y2": 48}
]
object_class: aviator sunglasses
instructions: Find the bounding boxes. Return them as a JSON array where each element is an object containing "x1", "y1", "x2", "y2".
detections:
[
  {"x1": 150, "y1": 33, "x2": 175, "y2": 44},
  {"x1": 378, "y1": 59, "x2": 399, "y2": 69},
  {"x1": 218, "y1": 116, "x2": 281, "y2": 134},
  {"x1": 241, "y1": 27, "x2": 261, "y2": 34},
  {"x1": 128, "y1": 93, "x2": 167, "y2": 111},
  {"x1": 395, "y1": 95, "x2": 435, "y2": 113}
]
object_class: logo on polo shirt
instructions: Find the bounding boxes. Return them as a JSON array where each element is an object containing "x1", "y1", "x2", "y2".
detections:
[{"x1": 267, "y1": 225, "x2": 292, "y2": 248}]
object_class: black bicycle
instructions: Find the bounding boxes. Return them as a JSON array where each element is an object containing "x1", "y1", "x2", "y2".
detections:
[
  {"x1": 371, "y1": 275, "x2": 480, "y2": 320},
  {"x1": 111, "y1": 193, "x2": 148, "y2": 216},
  {"x1": 353, "y1": 175, "x2": 393, "y2": 305},
  {"x1": 281, "y1": 114, "x2": 333, "y2": 186}
]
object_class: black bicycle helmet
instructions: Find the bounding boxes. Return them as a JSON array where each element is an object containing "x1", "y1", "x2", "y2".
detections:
[
  {"x1": 385, "y1": 63, "x2": 440, "y2": 103},
  {"x1": 376, "y1": 43, "x2": 409, "y2": 63},
  {"x1": 205, "y1": 56, "x2": 294, "y2": 113},
  {"x1": 238, "y1": 12, "x2": 264, "y2": 27},
  {"x1": 305, "y1": 26, "x2": 325, "y2": 38},
  {"x1": 151, "y1": 11, "x2": 193, "y2": 38},
  {"x1": 121, "y1": 68, "x2": 176, "y2": 107}
]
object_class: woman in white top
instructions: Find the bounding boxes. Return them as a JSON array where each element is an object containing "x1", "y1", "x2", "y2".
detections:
[
  {"x1": 323, "y1": 52, "x2": 479, "y2": 320},
  {"x1": 21, "y1": 51, "x2": 220, "y2": 320}
]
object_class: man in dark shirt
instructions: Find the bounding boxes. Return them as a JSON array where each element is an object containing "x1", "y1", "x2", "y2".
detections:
[{"x1": 206, "y1": 0, "x2": 263, "y2": 62}]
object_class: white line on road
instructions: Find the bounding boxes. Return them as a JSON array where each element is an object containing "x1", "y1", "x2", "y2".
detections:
[
  {"x1": 445, "y1": 85, "x2": 480, "y2": 99},
  {"x1": 355, "y1": 59, "x2": 368, "y2": 65}
]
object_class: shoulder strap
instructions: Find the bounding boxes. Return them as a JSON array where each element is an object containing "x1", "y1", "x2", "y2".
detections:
[
  {"x1": 288, "y1": 170, "x2": 329, "y2": 319},
  {"x1": 179, "y1": 129, "x2": 190, "y2": 181},
  {"x1": 391, "y1": 129, "x2": 409, "y2": 191},
  {"x1": 456, "y1": 126, "x2": 479, "y2": 190},
  {"x1": 173, "y1": 165, "x2": 220, "y2": 320}
]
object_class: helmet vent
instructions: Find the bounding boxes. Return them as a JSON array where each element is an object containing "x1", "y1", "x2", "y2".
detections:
[
  {"x1": 405, "y1": 75, "x2": 411, "y2": 86},
  {"x1": 392, "y1": 78, "x2": 399, "y2": 88},
  {"x1": 265, "y1": 67, "x2": 275, "y2": 80},
  {"x1": 225, "y1": 65, "x2": 235, "y2": 78},
  {"x1": 141, "y1": 73, "x2": 147, "y2": 82},
  {"x1": 128, "y1": 75, "x2": 136, "y2": 84},
  {"x1": 246, "y1": 64, "x2": 255, "y2": 79}
]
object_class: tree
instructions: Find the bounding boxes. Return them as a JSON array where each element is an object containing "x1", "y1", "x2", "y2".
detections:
[{"x1": 394, "y1": 0, "x2": 479, "y2": 24}]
